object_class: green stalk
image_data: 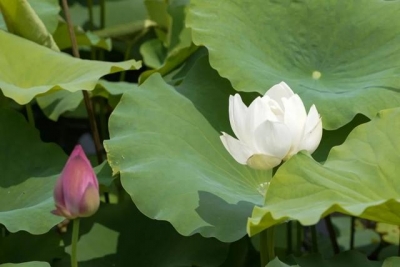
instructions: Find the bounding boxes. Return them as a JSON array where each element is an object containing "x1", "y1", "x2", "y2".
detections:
[
  {"x1": 287, "y1": 221, "x2": 292, "y2": 254},
  {"x1": 61, "y1": 0, "x2": 103, "y2": 165},
  {"x1": 310, "y1": 225, "x2": 318, "y2": 253},
  {"x1": 25, "y1": 103, "x2": 35, "y2": 127},
  {"x1": 260, "y1": 226, "x2": 275, "y2": 267},
  {"x1": 71, "y1": 219, "x2": 80, "y2": 267},
  {"x1": 325, "y1": 215, "x2": 340, "y2": 254},
  {"x1": 86, "y1": 0, "x2": 94, "y2": 30},
  {"x1": 350, "y1": 216, "x2": 355, "y2": 250},
  {"x1": 100, "y1": 0, "x2": 106, "y2": 29},
  {"x1": 398, "y1": 226, "x2": 400, "y2": 257},
  {"x1": 296, "y1": 222, "x2": 303, "y2": 256}
]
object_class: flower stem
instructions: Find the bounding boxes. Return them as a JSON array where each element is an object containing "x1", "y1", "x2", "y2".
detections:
[
  {"x1": 260, "y1": 226, "x2": 275, "y2": 267},
  {"x1": 25, "y1": 103, "x2": 35, "y2": 127},
  {"x1": 61, "y1": 0, "x2": 103, "y2": 165},
  {"x1": 398, "y1": 225, "x2": 400, "y2": 257},
  {"x1": 325, "y1": 215, "x2": 340, "y2": 254},
  {"x1": 86, "y1": 0, "x2": 94, "y2": 31},
  {"x1": 287, "y1": 221, "x2": 292, "y2": 254},
  {"x1": 296, "y1": 222, "x2": 302, "y2": 256},
  {"x1": 350, "y1": 216, "x2": 355, "y2": 250},
  {"x1": 310, "y1": 225, "x2": 318, "y2": 253},
  {"x1": 71, "y1": 218, "x2": 80, "y2": 267}
]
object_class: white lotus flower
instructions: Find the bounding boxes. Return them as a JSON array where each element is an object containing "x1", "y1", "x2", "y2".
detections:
[{"x1": 220, "y1": 82, "x2": 322, "y2": 170}]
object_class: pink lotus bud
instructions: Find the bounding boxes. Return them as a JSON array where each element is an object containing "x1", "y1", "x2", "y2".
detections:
[{"x1": 52, "y1": 145, "x2": 100, "y2": 219}]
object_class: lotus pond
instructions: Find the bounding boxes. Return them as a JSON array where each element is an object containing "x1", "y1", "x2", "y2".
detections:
[{"x1": 1, "y1": 0, "x2": 400, "y2": 266}]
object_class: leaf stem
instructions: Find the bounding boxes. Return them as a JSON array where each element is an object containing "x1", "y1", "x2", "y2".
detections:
[
  {"x1": 260, "y1": 226, "x2": 275, "y2": 267},
  {"x1": 398, "y1": 225, "x2": 400, "y2": 257},
  {"x1": 310, "y1": 225, "x2": 318, "y2": 253},
  {"x1": 100, "y1": 0, "x2": 106, "y2": 29},
  {"x1": 25, "y1": 103, "x2": 35, "y2": 127},
  {"x1": 61, "y1": 0, "x2": 103, "y2": 165},
  {"x1": 86, "y1": 0, "x2": 94, "y2": 31},
  {"x1": 325, "y1": 215, "x2": 340, "y2": 254},
  {"x1": 350, "y1": 216, "x2": 355, "y2": 250},
  {"x1": 71, "y1": 218, "x2": 80, "y2": 267},
  {"x1": 287, "y1": 221, "x2": 292, "y2": 254},
  {"x1": 296, "y1": 221, "x2": 302, "y2": 256}
]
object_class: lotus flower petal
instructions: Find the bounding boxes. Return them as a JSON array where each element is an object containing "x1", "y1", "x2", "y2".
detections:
[
  {"x1": 220, "y1": 81, "x2": 322, "y2": 171},
  {"x1": 52, "y1": 145, "x2": 100, "y2": 219},
  {"x1": 220, "y1": 132, "x2": 253, "y2": 164}
]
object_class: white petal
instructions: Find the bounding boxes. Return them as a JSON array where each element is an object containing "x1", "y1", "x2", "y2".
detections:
[
  {"x1": 247, "y1": 96, "x2": 278, "y2": 133},
  {"x1": 229, "y1": 94, "x2": 250, "y2": 144},
  {"x1": 283, "y1": 94, "x2": 307, "y2": 155},
  {"x1": 303, "y1": 105, "x2": 321, "y2": 134},
  {"x1": 247, "y1": 154, "x2": 282, "y2": 170},
  {"x1": 220, "y1": 133, "x2": 253, "y2": 164},
  {"x1": 253, "y1": 120, "x2": 292, "y2": 159},
  {"x1": 265, "y1": 82, "x2": 294, "y2": 108},
  {"x1": 298, "y1": 105, "x2": 323, "y2": 153}
]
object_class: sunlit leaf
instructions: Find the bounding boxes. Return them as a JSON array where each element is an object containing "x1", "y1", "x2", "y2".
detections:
[
  {"x1": 139, "y1": 0, "x2": 196, "y2": 83},
  {"x1": 187, "y1": 0, "x2": 400, "y2": 129},
  {"x1": 248, "y1": 108, "x2": 400, "y2": 236},
  {"x1": 69, "y1": 0, "x2": 147, "y2": 28},
  {"x1": 53, "y1": 21, "x2": 112, "y2": 51},
  {"x1": 0, "y1": 0, "x2": 59, "y2": 34},
  {"x1": 0, "y1": 262, "x2": 51, "y2": 267},
  {"x1": 376, "y1": 223, "x2": 400, "y2": 245},
  {"x1": 382, "y1": 257, "x2": 400, "y2": 267},
  {"x1": 105, "y1": 57, "x2": 268, "y2": 242},
  {"x1": 0, "y1": 0, "x2": 59, "y2": 50},
  {"x1": 0, "y1": 30, "x2": 141, "y2": 104},
  {"x1": 36, "y1": 80, "x2": 137, "y2": 121}
]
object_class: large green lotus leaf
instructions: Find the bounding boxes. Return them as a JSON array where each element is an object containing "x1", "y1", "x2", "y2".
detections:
[
  {"x1": 268, "y1": 251, "x2": 381, "y2": 267},
  {"x1": 0, "y1": 263, "x2": 50, "y2": 267},
  {"x1": 382, "y1": 257, "x2": 400, "y2": 267},
  {"x1": 248, "y1": 107, "x2": 400, "y2": 236},
  {"x1": 0, "y1": 108, "x2": 66, "y2": 233},
  {"x1": 0, "y1": 30, "x2": 141, "y2": 105},
  {"x1": 0, "y1": 0, "x2": 59, "y2": 34},
  {"x1": 0, "y1": 0, "x2": 59, "y2": 50},
  {"x1": 36, "y1": 91, "x2": 83, "y2": 121},
  {"x1": 187, "y1": 0, "x2": 400, "y2": 130},
  {"x1": 36, "y1": 80, "x2": 137, "y2": 121},
  {"x1": 0, "y1": 230, "x2": 64, "y2": 263},
  {"x1": 139, "y1": 0, "x2": 196, "y2": 83},
  {"x1": 105, "y1": 57, "x2": 268, "y2": 242},
  {"x1": 54, "y1": 197, "x2": 229, "y2": 267},
  {"x1": 69, "y1": 0, "x2": 147, "y2": 28},
  {"x1": 53, "y1": 22, "x2": 112, "y2": 51}
]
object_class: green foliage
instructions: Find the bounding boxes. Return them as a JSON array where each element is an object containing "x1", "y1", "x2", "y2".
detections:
[
  {"x1": 0, "y1": 30, "x2": 140, "y2": 104},
  {"x1": 187, "y1": 0, "x2": 400, "y2": 130},
  {"x1": 0, "y1": 108, "x2": 66, "y2": 233},
  {"x1": 105, "y1": 57, "x2": 269, "y2": 242},
  {"x1": 1, "y1": 0, "x2": 400, "y2": 265},
  {"x1": 248, "y1": 108, "x2": 400, "y2": 236},
  {"x1": 0, "y1": 263, "x2": 51, "y2": 267},
  {"x1": 53, "y1": 197, "x2": 229, "y2": 267}
]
